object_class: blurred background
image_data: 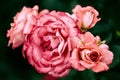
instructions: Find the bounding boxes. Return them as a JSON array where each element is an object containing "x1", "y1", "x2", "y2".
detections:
[{"x1": 0, "y1": 0, "x2": 120, "y2": 80}]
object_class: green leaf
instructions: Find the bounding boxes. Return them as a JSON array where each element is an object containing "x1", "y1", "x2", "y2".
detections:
[
  {"x1": 105, "y1": 33, "x2": 112, "y2": 44},
  {"x1": 116, "y1": 31, "x2": 120, "y2": 37},
  {"x1": 91, "y1": 23, "x2": 111, "y2": 34},
  {"x1": 82, "y1": 70, "x2": 96, "y2": 80},
  {"x1": 101, "y1": 77, "x2": 107, "y2": 80},
  {"x1": 110, "y1": 45, "x2": 120, "y2": 68}
]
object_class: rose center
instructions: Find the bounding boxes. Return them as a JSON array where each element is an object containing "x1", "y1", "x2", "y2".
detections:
[
  {"x1": 89, "y1": 51, "x2": 98, "y2": 62},
  {"x1": 42, "y1": 41, "x2": 52, "y2": 51}
]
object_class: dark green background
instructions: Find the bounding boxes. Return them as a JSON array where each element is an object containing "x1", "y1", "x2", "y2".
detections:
[{"x1": 0, "y1": 0, "x2": 120, "y2": 80}]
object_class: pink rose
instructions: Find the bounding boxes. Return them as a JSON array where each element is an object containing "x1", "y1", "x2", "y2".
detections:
[
  {"x1": 72, "y1": 5, "x2": 100, "y2": 30},
  {"x1": 69, "y1": 32, "x2": 113, "y2": 72},
  {"x1": 7, "y1": 5, "x2": 39, "y2": 48},
  {"x1": 23, "y1": 11, "x2": 77, "y2": 77}
]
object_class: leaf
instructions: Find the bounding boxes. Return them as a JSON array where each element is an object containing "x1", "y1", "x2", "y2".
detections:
[
  {"x1": 116, "y1": 31, "x2": 120, "y2": 37},
  {"x1": 82, "y1": 70, "x2": 96, "y2": 80},
  {"x1": 109, "y1": 45, "x2": 120, "y2": 68},
  {"x1": 101, "y1": 77, "x2": 107, "y2": 80},
  {"x1": 91, "y1": 23, "x2": 111, "y2": 34},
  {"x1": 105, "y1": 33, "x2": 112, "y2": 44}
]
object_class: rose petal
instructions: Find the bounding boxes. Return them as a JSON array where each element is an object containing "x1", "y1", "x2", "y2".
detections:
[
  {"x1": 79, "y1": 60, "x2": 95, "y2": 69},
  {"x1": 100, "y1": 49, "x2": 113, "y2": 65},
  {"x1": 83, "y1": 11, "x2": 94, "y2": 28},
  {"x1": 92, "y1": 62, "x2": 109, "y2": 72},
  {"x1": 69, "y1": 48, "x2": 86, "y2": 71}
]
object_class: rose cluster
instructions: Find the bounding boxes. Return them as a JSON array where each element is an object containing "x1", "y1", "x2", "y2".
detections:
[{"x1": 7, "y1": 5, "x2": 113, "y2": 78}]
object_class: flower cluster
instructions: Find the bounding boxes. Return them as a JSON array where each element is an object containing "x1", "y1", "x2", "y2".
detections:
[{"x1": 7, "y1": 5, "x2": 113, "y2": 78}]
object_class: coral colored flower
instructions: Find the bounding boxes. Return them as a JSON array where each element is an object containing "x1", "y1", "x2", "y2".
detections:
[
  {"x1": 72, "y1": 5, "x2": 100, "y2": 30},
  {"x1": 23, "y1": 11, "x2": 78, "y2": 77},
  {"x1": 69, "y1": 32, "x2": 113, "y2": 72},
  {"x1": 7, "y1": 5, "x2": 39, "y2": 48}
]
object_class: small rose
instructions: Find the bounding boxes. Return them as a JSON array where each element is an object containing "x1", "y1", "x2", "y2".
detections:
[
  {"x1": 7, "y1": 5, "x2": 39, "y2": 48},
  {"x1": 69, "y1": 32, "x2": 113, "y2": 72},
  {"x1": 72, "y1": 5, "x2": 100, "y2": 30}
]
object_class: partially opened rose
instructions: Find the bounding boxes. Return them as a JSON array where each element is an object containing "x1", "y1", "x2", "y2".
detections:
[
  {"x1": 69, "y1": 32, "x2": 113, "y2": 72},
  {"x1": 7, "y1": 5, "x2": 39, "y2": 48},
  {"x1": 72, "y1": 5, "x2": 100, "y2": 30},
  {"x1": 23, "y1": 11, "x2": 78, "y2": 77}
]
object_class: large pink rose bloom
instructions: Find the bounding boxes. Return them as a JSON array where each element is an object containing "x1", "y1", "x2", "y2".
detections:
[
  {"x1": 23, "y1": 11, "x2": 78, "y2": 77},
  {"x1": 72, "y1": 5, "x2": 100, "y2": 30},
  {"x1": 69, "y1": 32, "x2": 113, "y2": 72},
  {"x1": 7, "y1": 5, "x2": 39, "y2": 48}
]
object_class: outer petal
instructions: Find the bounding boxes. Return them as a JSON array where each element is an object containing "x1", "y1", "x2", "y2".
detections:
[
  {"x1": 92, "y1": 62, "x2": 109, "y2": 72},
  {"x1": 69, "y1": 48, "x2": 86, "y2": 71},
  {"x1": 11, "y1": 34, "x2": 24, "y2": 48},
  {"x1": 83, "y1": 32, "x2": 96, "y2": 43},
  {"x1": 99, "y1": 44, "x2": 113, "y2": 65},
  {"x1": 100, "y1": 49, "x2": 113, "y2": 65},
  {"x1": 79, "y1": 60, "x2": 95, "y2": 69}
]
